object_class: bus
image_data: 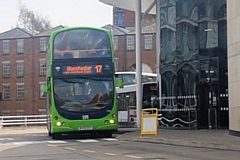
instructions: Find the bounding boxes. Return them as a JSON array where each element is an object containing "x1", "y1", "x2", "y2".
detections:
[
  {"x1": 45, "y1": 26, "x2": 122, "y2": 139},
  {"x1": 117, "y1": 82, "x2": 158, "y2": 123},
  {"x1": 115, "y1": 71, "x2": 157, "y2": 86}
]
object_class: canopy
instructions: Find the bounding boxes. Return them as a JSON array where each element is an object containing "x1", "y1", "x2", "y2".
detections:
[{"x1": 99, "y1": 0, "x2": 156, "y2": 14}]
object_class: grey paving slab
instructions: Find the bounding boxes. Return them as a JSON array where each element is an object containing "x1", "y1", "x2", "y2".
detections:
[{"x1": 117, "y1": 128, "x2": 240, "y2": 151}]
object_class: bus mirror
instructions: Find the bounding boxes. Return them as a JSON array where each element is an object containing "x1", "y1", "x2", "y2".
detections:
[
  {"x1": 44, "y1": 84, "x2": 50, "y2": 92},
  {"x1": 118, "y1": 79, "x2": 124, "y2": 88}
]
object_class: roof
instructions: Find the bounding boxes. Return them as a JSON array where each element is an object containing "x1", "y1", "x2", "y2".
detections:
[
  {"x1": 128, "y1": 23, "x2": 156, "y2": 34},
  {"x1": 0, "y1": 27, "x2": 32, "y2": 40},
  {"x1": 35, "y1": 25, "x2": 65, "y2": 37},
  {"x1": 102, "y1": 24, "x2": 130, "y2": 36}
]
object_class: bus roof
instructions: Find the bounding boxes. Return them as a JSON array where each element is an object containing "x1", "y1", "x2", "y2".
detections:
[
  {"x1": 116, "y1": 82, "x2": 157, "y2": 94},
  {"x1": 115, "y1": 71, "x2": 157, "y2": 76}
]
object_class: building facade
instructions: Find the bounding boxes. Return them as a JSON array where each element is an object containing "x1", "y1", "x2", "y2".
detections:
[
  {"x1": 227, "y1": 0, "x2": 240, "y2": 136},
  {"x1": 0, "y1": 26, "x2": 63, "y2": 116},
  {"x1": 0, "y1": 24, "x2": 157, "y2": 116},
  {"x1": 103, "y1": 24, "x2": 157, "y2": 73},
  {"x1": 159, "y1": 0, "x2": 228, "y2": 129},
  {"x1": 113, "y1": 7, "x2": 155, "y2": 28}
]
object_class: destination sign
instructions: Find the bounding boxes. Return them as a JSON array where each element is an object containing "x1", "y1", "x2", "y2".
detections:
[
  {"x1": 63, "y1": 65, "x2": 102, "y2": 75},
  {"x1": 53, "y1": 62, "x2": 113, "y2": 76}
]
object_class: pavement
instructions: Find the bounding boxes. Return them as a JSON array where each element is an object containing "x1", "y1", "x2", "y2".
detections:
[{"x1": 1, "y1": 126, "x2": 240, "y2": 151}]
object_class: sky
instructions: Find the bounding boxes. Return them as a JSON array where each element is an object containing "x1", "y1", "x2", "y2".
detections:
[{"x1": 0, "y1": 0, "x2": 113, "y2": 33}]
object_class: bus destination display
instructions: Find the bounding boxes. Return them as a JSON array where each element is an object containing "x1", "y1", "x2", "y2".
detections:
[
  {"x1": 63, "y1": 65, "x2": 102, "y2": 75},
  {"x1": 53, "y1": 63, "x2": 113, "y2": 76}
]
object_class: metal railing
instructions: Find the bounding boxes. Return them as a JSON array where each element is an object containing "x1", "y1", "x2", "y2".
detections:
[{"x1": 0, "y1": 115, "x2": 47, "y2": 127}]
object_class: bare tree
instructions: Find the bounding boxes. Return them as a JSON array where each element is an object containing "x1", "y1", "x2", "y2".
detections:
[{"x1": 17, "y1": 1, "x2": 52, "y2": 33}]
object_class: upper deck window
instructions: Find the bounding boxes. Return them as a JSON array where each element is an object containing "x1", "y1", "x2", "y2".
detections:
[{"x1": 53, "y1": 29, "x2": 111, "y2": 59}]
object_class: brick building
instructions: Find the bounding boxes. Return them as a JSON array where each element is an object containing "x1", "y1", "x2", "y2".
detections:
[
  {"x1": 103, "y1": 23, "x2": 157, "y2": 73},
  {"x1": 113, "y1": 7, "x2": 155, "y2": 28},
  {"x1": 0, "y1": 23, "x2": 157, "y2": 116},
  {"x1": 0, "y1": 26, "x2": 63, "y2": 116}
]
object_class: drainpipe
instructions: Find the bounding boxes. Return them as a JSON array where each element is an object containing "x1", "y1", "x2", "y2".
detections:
[{"x1": 32, "y1": 32, "x2": 35, "y2": 115}]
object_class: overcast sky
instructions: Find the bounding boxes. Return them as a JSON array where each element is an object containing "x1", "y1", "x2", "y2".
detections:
[{"x1": 0, "y1": 0, "x2": 113, "y2": 33}]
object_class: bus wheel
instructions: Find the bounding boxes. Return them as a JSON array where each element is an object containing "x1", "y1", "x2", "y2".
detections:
[{"x1": 51, "y1": 133, "x2": 61, "y2": 140}]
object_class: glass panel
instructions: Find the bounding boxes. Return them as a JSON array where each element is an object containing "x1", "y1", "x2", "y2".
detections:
[
  {"x1": 54, "y1": 77, "x2": 113, "y2": 112},
  {"x1": 54, "y1": 29, "x2": 111, "y2": 59}
]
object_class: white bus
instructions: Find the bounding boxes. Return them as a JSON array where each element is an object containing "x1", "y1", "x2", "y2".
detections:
[
  {"x1": 115, "y1": 71, "x2": 157, "y2": 86},
  {"x1": 117, "y1": 82, "x2": 158, "y2": 122}
]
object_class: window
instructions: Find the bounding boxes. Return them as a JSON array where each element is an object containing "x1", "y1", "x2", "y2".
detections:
[
  {"x1": 127, "y1": 36, "x2": 134, "y2": 50},
  {"x1": 38, "y1": 109, "x2": 46, "y2": 115},
  {"x1": 144, "y1": 35, "x2": 153, "y2": 50},
  {"x1": 17, "y1": 39, "x2": 24, "y2": 53},
  {"x1": 39, "y1": 59, "x2": 46, "y2": 76},
  {"x1": 3, "y1": 40, "x2": 10, "y2": 55},
  {"x1": 39, "y1": 82, "x2": 47, "y2": 98},
  {"x1": 116, "y1": 9, "x2": 124, "y2": 27},
  {"x1": 2, "y1": 61, "x2": 10, "y2": 78},
  {"x1": 113, "y1": 36, "x2": 118, "y2": 51},
  {"x1": 40, "y1": 38, "x2": 47, "y2": 52},
  {"x1": 16, "y1": 60, "x2": 24, "y2": 77},
  {"x1": 16, "y1": 110, "x2": 24, "y2": 116},
  {"x1": 2, "y1": 84, "x2": 10, "y2": 100},
  {"x1": 114, "y1": 58, "x2": 119, "y2": 71},
  {"x1": 17, "y1": 84, "x2": 24, "y2": 99},
  {"x1": 2, "y1": 111, "x2": 10, "y2": 116}
]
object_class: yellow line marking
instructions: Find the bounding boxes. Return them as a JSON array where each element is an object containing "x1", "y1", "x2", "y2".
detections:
[
  {"x1": 105, "y1": 152, "x2": 117, "y2": 156},
  {"x1": 126, "y1": 155, "x2": 142, "y2": 159},
  {"x1": 83, "y1": 150, "x2": 96, "y2": 153}
]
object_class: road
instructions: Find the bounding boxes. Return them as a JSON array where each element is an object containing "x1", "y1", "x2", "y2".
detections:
[{"x1": 0, "y1": 132, "x2": 240, "y2": 160}]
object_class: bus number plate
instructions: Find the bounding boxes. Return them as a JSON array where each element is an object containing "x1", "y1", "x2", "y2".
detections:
[{"x1": 78, "y1": 126, "x2": 93, "y2": 130}]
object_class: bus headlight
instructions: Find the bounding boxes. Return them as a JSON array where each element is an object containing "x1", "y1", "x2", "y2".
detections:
[
  {"x1": 109, "y1": 120, "x2": 114, "y2": 124},
  {"x1": 112, "y1": 114, "x2": 116, "y2": 118},
  {"x1": 56, "y1": 122, "x2": 61, "y2": 126}
]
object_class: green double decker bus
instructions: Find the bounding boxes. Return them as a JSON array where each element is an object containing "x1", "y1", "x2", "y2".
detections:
[{"x1": 45, "y1": 26, "x2": 121, "y2": 139}]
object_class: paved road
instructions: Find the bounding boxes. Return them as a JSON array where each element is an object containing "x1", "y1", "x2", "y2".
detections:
[{"x1": 1, "y1": 130, "x2": 240, "y2": 160}]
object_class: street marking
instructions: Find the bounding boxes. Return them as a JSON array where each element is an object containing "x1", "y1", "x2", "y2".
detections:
[
  {"x1": 65, "y1": 147, "x2": 76, "y2": 151},
  {"x1": 77, "y1": 139, "x2": 99, "y2": 143},
  {"x1": 0, "y1": 145, "x2": 22, "y2": 152},
  {"x1": 0, "y1": 138, "x2": 14, "y2": 141},
  {"x1": 105, "y1": 152, "x2": 117, "y2": 156},
  {"x1": 83, "y1": 150, "x2": 96, "y2": 153},
  {"x1": 102, "y1": 138, "x2": 118, "y2": 141},
  {"x1": 48, "y1": 144, "x2": 58, "y2": 147},
  {"x1": 0, "y1": 138, "x2": 120, "y2": 146},
  {"x1": 45, "y1": 140, "x2": 67, "y2": 144},
  {"x1": 13, "y1": 142, "x2": 36, "y2": 145},
  {"x1": 126, "y1": 155, "x2": 142, "y2": 159}
]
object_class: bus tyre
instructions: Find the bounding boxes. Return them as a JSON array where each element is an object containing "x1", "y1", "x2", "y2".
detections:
[{"x1": 48, "y1": 132, "x2": 52, "y2": 137}]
